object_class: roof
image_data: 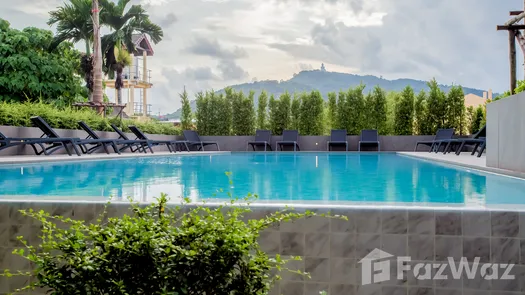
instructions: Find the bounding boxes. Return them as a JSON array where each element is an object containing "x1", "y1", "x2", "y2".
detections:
[
  {"x1": 130, "y1": 33, "x2": 154, "y2": 57},
  {"x1": 464, "y1": 93, "x2": 487, "y2": 108},
  {"x1": 358, "y1": 249, "x2": 393, "y2": 263}
]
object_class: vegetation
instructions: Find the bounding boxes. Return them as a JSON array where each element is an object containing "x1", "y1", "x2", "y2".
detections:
[
  {"x1": 112, "y1": 45, "x2": 132, "y2": 104},
  {"x1": 0, "y1": 19, "x2": 85, "y2": 105},
  {"x1": 0, "y1": 102, "x2": 180, "y2": 135},
  {"x1": 179, "y1": 87, "x2": 192, "y2": 130},
  {"x1": 394, "y1": 86, "x2": 415, "y2": 135},
  {"x1": 3, "y1": 192, "x2": 341, "y2": 294},
  {"x1": 256, "y1": 91, "x2": 268, "y2": 129}
]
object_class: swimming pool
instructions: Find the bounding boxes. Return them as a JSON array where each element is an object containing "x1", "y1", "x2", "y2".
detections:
[{"x1": 0, "y1": 153, "x2": 524, "y2": 207}]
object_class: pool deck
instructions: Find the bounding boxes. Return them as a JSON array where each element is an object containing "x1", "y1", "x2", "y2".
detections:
[{"x1": 400, "y1": 152, "x2": 525, "y2": 179}]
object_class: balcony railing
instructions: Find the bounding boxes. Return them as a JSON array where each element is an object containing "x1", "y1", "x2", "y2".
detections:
[{"x1": 120, "y1": 57, "x2": 152, "y2": 84}]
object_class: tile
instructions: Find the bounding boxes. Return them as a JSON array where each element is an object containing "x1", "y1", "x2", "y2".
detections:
[
  {"x1": 408, "y1": 211, "x2": 434, "y2": 235},
  {"x1": 491, "y1": 238, "x2": 520, "y2": 264},
  {"x1": 330, "y1": 259, "x2": 357, "y2": 284},
  {"x1": 281, "y1": 232, "x2": 304, "y2": 256},
  {"x1": 463, "y1": 211, "x2": 491, "y2": 237},
  {"x1": 305, "y1": 257, "x2": 330, "y2": 282},
  {"x1": 0, "y1": 204, "x2": 8, "y2": 224},
  {"x1": 408, "y1": 235, "x2": 433, "y2": 261},
  {"x1": 329, "y1": 284, "x2": 355, "y2": 295},
  {"x1": 259, "y1": 231, "x2": 280, "y2": 255},
  {"x1": 281, "y1": 257, "x2": 305, "y2": 281},
  {"x1": 519, "y1": 212, "x2": 525, "y2": 238},
  {"x1": 8, "y1": 203, "x2": 32, "y2": 225},
  {"x1": 435, "y1": 212, "x2": 462, "y2": 236},
  {"x1": 381, "y1": 286, "x2": 406, "y2": 295},
  {"x1": 463, "y1": 291, "x2": 489, "y2": 295},
  {"x1": 330, "y1": 209, "x2": 356, "y2": 233},
  {"x1": 382, "y1": 256, "x2": 408, "y2": 286},
  {"x1": 434, "y1": 289, "x2": 461, "y2": 295},
  {"x1": 355, "y1": 234, "x2": 380, "y2": 260},
  {"x1": 434, "y1": 259, "x2": 463, "y2": 289},
  {"x1": 382, "y1": 234, "x2": 407, "y2": 257},
  {"x1": 407, "y1": 260, "x2": 433, "y2": 287},
  {"x1": 491, "y1": 266, "x2": 521, "y2": 292},
  {"x1": 408, "y1": 287, "x2": 433, "y2": 295},
  {"x1": 8, "y1": 225, "x2": 31, "y2": 248},
  {"x1": 0, "y1": 226, "x2": 9, "y2": 247},
  {"x1": 521, "y1": 240, "x2": 525, "y2": 265},
  {"x1": 304, "y1": 283, "x2": 329, "y2": 295},
  {"x1": 492, "y1": 212, "x2": 519, "y2": 238},
  {"x1": 382, "y1": 211, "x2": 407, "y2": 234},
  {"x1": 462, "y1": 262, "x2": 490, "y2": 290},
  {"x1": 51, "y1": 203, "x2": 74, "y2": 219},
  {"x1": 463, "y1": 237, "x2": 490, "y2": 263},
  {"x1": 305, "y1": 233, "x2": 329, "y2": 257},
  {"x1": 330, "y1": 233, "x2": 354, "y2": 258},
  {"x1": 355, "y1": 284, "x2": 381, "y2": 295},
  {"x1": 303, "y1": 214, "x2": 330, "y2": 233},
  {"x1": 355, "y1": 210, "x2": 381, "y2": 234},
  {"x1": 280, "y1": 281, "x2": 304, "y2": 295},
  {"x1": 72, "y1": 203, "x2": 99, "y2": 223},
  {"x1": 435, "y1": 236, "x2": 462, "y2": 261}
]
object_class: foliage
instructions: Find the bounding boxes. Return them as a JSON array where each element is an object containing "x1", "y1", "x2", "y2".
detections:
[
  {"x1": 195, "y1": 91, "x2": 210, "y2": 135},
  {"x1": 0, "y1": 20, "x2": 85, "y2": 105},
  {"x1": 256, "y1": 90, "x2": 268, "y2": 130},
  {"x1": 299, "y1": 90, "x2": 324, "y2": 135},
  {"x1": 195, "y1": 90, "x2": 233, "y2": 136},
  {"x1": 469, "y1": 105, "x2": 485, "y2": 134},
  {"x1": 47, "y1": 0, "x2": 94, "y2": 54},
  {"x1": 425, "y1": 79, "x2": 447, "y2": 134},
  {"x1": 232, "y1": 90, "x2": 256, "y2": 135},
  {"x1": 366, "y1": 86, "x2": 388, "y2": 134},
  {"x1": 180, "y1": 87, "x2": 192, "y2": 130},
  {"x1": 0, "y1": 102, "x2": 181, "y2": 135},
  {"x1": 3, "y1": 191, "x2": 342, "y2": 294},
  {"x1": 494, "y1": 80, "x2": 525, "y2": 100},
  {"x1": 268, "y1": 92, "x2": 291, "y2": 135},
  {"x1": 394, "y1": 86, "x2": 415, "y2": 135},
  {"x1": 113, "y1": 45, "x2": 132, "y2": 104},
  {"x1": 326, "y1": 92, "x2": 337, "y2": 130},
  {"x1": 446, "y1": 85, "x2": 466, "y2": 134},
  {"x1": 99, "y1": 0, "x2": 163, "y2": 75},
  {"x1": 289, "y1": 94, "x2": 301, "y2": 131}
]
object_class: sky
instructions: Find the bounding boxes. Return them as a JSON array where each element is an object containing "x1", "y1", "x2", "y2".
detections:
[{"x1": 0, "y1": 0, "x2": 524, "y2": 114}]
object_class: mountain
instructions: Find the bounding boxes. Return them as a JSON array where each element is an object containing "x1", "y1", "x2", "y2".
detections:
[{"x1": 165, "y1": 70, "x2": 495, "y2": 119}]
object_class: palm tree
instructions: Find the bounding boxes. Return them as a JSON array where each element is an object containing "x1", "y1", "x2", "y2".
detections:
[
  {"x1": 113, "y1": 45, "x2": 132, "y2": 104},
  {"x1": 48, "y1": 0, "x2": 93, "y2": 54},
  {"x1": 99, "y1": 0, "x2": 163, "y2": 76},
  {"x1": 92, "y1": 0, "x2": 104, "y2": 110}
]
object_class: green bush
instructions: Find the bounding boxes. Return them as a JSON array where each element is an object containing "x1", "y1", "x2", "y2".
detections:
[
  {"x1": 0, "y1": 102, "x2": 181, "y2": 135},
  {"x1": 4, "y1": 192, "x2": 342, "y2": 294}
]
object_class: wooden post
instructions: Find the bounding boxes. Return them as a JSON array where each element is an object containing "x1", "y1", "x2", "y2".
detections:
[{"x1": 510, "y1": 30, "x2": 517, "y2": 94}]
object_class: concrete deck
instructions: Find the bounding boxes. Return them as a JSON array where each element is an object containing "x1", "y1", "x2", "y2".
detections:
[{"x1": 400, "y1": 152, "x2": 525, "y2": 179}]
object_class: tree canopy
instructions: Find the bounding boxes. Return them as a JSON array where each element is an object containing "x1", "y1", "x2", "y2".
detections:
[{"x1": 0, "y1": 19, "x2": 84, "y2": 105}]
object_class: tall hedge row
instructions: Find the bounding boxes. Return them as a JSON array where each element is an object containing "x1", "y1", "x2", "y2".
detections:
[{"x1": 191, "y1": 80, "x2": 485, "y2": 136}]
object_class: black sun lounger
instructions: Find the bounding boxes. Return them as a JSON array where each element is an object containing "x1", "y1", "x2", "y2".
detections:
[
  {"x1": 358, "y1": 129, "x2": 380, "y2": 151},
  {"x1": 0, "y1": 130, "x2": 79, "y2": 156},
  {"x1": 247, "y1": 130, "x2": 272, "y2": 151},
  {"x1": 129, "y1": 125, "x2": 188, "y2": 153},
  {"x1": 441, "y1": 125, "x2": 486, "y2": 157},
  {"x1": 414, "y1": 128, "x2": 455, "y2": 152},
  {"x1": 183, "y1": 130, "x2": 220, "y2": 151},
  {"x1": 30, "y1": 116, "x2": 119, "y2": 155},
  {"x1": 327, "y1": 129, "x2": 348, "y2": 151},
  {"x1": 276, "y1": 130, "x2": 300, "y2": 151},
  {"x1": 78, "y1": 121, "x2": 148, "y2": 154}
]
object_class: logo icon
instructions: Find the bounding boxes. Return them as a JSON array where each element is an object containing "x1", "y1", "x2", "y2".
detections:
[{"x1": 358, "y1": 248, "x2": 394, "y2": 285}]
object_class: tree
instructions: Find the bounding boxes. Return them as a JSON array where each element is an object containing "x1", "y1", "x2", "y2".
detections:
[
  {"x1": 394, "y1": 86, "x2": 415, "y2": 135},
  {"x1": 426, "y1": 78, "x2": 447, "y2": 133},
  {"x1": 92, "y1": 0, "x2": 104, "y2": 109},
  {"x1": 327, "y1": 92, "x2": 337, "y2": 130},
  {"x1": 195, "y1": 92, "x2": 209, "y2": 135},
  {"x1": 366, "y1": 85, "x2": 388, "y2": 134},
  {"x1": 232, "y1": 90, "x2": 255, "y2": 135},
  {"x1": 470, "y1": 105, "x2": 484, "y2": 134},
  {"x1": 414, "y1": 90, "x2": 429, "y2": 135},
  {"x1": 299, "y1": 91, "x2": 324, "y2": 135},
  {"x1": 289, "y1": 95, "x2": 301, "y2": 131},
  {"x1": 0, "y1": 19, "x2": 84, "y2": 104},
  {"x1": 446, "y1": 85, "x2": 466, "y2": 134},
  {"x1": 100, "y1": 0, "x2": 163, "y2": 76},
  {"x1": 180, "y1": 87, "x2": 192, "y2": 130},
  {"x1": 113, "y1": 45, "x2": 132, "y2": 104},
  {"x1": 256, "y1": 91, "x2": 268, "y2": 129},
  {"x1": 48, "y1": 0, "x2": 94, "y2": 54},
  {"x1": 345, "y1": 84, "x2": 366, "y2": 134}
]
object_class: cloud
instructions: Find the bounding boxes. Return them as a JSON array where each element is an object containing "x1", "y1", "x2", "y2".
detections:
[
  {"x1": 158, "y1": 13, "x2": 178, "y2": 28},
  {"x1": 218, "y1": 59, "x2": 249, "y2": 80},
  {"x1": 298, "y1": 63, "x2": 314, "y2": 71},
  {"x1": 183, "y1": 66, "x2": 220, "y2": 81},
  {"x1": 186, "y1": 36, "x2": 248, "y2": 60}
]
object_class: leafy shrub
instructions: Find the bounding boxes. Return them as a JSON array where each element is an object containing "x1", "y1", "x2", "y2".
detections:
[
  {"x1": 0, "y1": 102, "x2": 181, "y2": 135},
  {"x1": 4, "y1": 193, "x2": 341, "y2": 294}
]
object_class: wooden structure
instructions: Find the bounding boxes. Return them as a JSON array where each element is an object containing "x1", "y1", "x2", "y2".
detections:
[
  {"x1": 105, "y1": 33, "x2": 154, "y2": 119},
  {"x1": 497, "y1": 7, "x2": 525, "y2": 94}
]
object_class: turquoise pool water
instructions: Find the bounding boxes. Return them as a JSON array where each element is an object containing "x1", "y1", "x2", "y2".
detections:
[{"x1": 0, "y1": 153, "x2": 524, "y2": 206}]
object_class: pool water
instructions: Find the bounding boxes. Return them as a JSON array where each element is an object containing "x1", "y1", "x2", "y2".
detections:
[{"x1": 0, "y1": 153, "x2": 524, "y2": 206}]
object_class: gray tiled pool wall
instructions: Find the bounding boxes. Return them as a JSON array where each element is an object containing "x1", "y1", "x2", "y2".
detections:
[
  {"x1": 0, "y1": 125, "x2": 436, "y2": 155},
  {"x1": 1, "y1": 203, "x2": 525, "y2": 295}
]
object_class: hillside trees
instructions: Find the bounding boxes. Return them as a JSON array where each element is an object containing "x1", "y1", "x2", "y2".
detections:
[{"x1": 394, "y1": 86, "x2": 415, "y2": 135}]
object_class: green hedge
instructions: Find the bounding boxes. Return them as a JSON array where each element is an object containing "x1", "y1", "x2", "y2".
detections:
[{"x1": 0, "y1": 102, "x2": 181, "y2": 135}]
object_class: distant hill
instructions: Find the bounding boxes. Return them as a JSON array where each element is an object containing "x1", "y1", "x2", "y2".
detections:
[{"x1": 165, "y1": 70, "x2": 495, "y2": 119}]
